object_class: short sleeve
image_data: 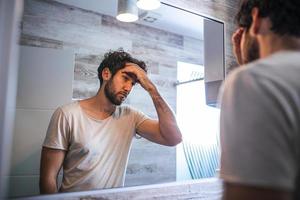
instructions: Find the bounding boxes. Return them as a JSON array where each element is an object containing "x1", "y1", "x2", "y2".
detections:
[
  {"x1": 219, "y1": 69, "x2": 298, "y2": 190},
  {"x1": 131, "y1": 107, "x2": 151, "y2": 129},
  {"x1": 43, "y1": 107, "x2": 70, "y2": 150}
]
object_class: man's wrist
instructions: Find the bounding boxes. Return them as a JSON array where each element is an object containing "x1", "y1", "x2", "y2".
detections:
[{"x1": 147, "y1": 84, "x2": 159, "y2": 97}]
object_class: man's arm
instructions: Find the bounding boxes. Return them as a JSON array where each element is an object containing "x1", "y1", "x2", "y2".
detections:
[
  {"x1": 39, "y1": 147, "x2": 66, "y2": 194},
  {"x1": 223, "y1": 182, "x2": 292, "y2": 200},
  {"x1": 124, "y1": 64, "x2": 182, "y2": 146},
  {"x1": 137, "y1": 85, "x2": 182, "y2": 146}
]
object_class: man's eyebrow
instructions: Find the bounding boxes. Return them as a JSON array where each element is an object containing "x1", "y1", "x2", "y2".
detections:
[
  {"x1": 121, "y1": 71, "x2": 138, "y2": 81},
  {"x1": 121, "y1": 71, "x2": 131, "y2": 77}
]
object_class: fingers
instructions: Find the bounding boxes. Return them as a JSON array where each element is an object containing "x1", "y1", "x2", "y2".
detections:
[
  {"x1": 123, "y1": 63, "x2": 146, "y2": 79},
  {"x1": 232, "y1": 28, "x2": 244, "y2": 65},
  {"x1": 232, "y1": 27, "x2": 244, "y2": 46},
  {"x1": 122, "y1": 63, "x2": 154, "y2": 91}
]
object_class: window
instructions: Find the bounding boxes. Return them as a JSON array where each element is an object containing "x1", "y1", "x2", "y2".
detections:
[{"x1": 176, "y1": 61, "x2": 220, "y2": 179}]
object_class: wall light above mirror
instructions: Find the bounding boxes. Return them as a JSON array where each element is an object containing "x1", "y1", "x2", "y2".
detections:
[{"x1": 117, "y1": 0, "x2": 139, "y2": 22}]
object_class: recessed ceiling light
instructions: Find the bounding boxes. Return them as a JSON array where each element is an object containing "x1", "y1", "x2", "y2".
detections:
[{"x1": 137, "y1": 0, "x2": 161, "y2": 10}]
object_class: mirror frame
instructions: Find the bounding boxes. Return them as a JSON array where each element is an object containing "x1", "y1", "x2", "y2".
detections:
[{"x1": 0, "y1": 0, "x2": 225, "y2": 198}]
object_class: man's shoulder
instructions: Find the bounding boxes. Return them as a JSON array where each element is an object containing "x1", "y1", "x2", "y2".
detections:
[
  {"x1": 223, "y1": 51, "x2": 300, "y2": 103},
  {"x1": 226, "y1": 51, "x2": 296, "y2": 85},
  {"x1": 233, "y1": 57, "x2": 267, "y2": 77},
  {"x1": 244, "y1": 50, "x2": 300, "y2": 74},
  {"x1": 222, "y1": 60, "x2": 271, "y2": 99},
  {"x1": 55, "y1": 101, "x2": 80, "y2": 116},
  {"x1": 224, "y1": 65, "x2": 255, "y2": 88}
]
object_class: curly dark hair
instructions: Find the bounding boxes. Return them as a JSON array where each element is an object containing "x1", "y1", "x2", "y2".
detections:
[
  {"x1": 235, "y1": 0, "x2": 300, "y2": 36},
  {"x1": 97, "y1": 49, "x2": 147, "y2": 86}
]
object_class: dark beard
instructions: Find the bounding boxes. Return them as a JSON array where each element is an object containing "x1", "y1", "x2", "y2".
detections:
[
  {"x1": 245, "y1": 35, "x2": 260, "y2": 64},
  {"x1": 247, "y1": 40, "x2": 259, "y2": 63},
  {"x1": 104, "y1": 79, "x2": 123, "y2": 105}
]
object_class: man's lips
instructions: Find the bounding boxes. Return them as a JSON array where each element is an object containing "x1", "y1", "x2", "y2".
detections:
[{"x1": 118, "y1": 92, "x2": 128, "y2": 98}]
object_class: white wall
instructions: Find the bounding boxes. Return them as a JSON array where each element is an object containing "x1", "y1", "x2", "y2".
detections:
[
  {"x1": 8, "y1": 46, "x2": 74, "y2": 198},
  {"x1": 0, "y1": 0, "x2": 23, "y2": 198}
]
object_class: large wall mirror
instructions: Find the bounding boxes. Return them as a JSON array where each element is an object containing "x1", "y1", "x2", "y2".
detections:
[{"x1": 8, "y1": 0, "x2": 224, "y2": 198}]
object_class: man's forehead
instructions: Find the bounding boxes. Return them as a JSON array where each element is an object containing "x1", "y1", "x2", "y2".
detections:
[{"x1": 124, "y1": 62, "x2": 139, "y2": 68}]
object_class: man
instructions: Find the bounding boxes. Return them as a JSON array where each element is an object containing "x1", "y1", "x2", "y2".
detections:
[
  {"x1": 40, "y1": 49, "x2": 182, "y2": 193},
  {"x1": 220, "y1": 0, "x2": 300, "y2": 200}
]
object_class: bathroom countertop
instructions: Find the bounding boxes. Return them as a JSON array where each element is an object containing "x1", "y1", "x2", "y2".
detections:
[{"x1": 18, "y1": 178, "x2": 222, "y2": 200}]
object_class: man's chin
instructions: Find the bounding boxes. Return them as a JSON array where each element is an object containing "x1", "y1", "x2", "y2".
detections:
[
  {"x1": 114, "y1": 101, "x2": 122, "y2": 106},
  {"x1": 111, "y1": 98, "x2": 124, "y2": 106}
]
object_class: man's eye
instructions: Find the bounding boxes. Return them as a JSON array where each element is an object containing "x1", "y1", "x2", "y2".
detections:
[{"x1": 123, "y1": 76, "x2": 129, "y2": 81}]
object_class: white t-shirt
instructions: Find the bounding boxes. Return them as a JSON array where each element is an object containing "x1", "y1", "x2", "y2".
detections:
[
  {"x1": 219, "y1": 51, "x2": 300, "y2": 195},
  {"x1": 43, "y1": 101, "x2": 149, "y2": 192}
]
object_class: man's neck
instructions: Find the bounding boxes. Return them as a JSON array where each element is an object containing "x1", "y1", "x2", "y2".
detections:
[
  {"x1": 79, "y1": 87, "x2": 116, "y2": 119},
  {"x1": 95, "y1": 86, "x2": 116, "y2": 113},
  {"x1": 259, "y1": 34, "x2": 300, "y2": 58}
]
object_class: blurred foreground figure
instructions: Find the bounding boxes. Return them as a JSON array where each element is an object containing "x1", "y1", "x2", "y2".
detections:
[{"x1": 219, "y1": 0, "x2": 300, "y2": 200}]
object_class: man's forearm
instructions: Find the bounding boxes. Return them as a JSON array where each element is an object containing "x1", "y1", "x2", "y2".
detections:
[
  {"x1": 148, "y1": 85, "x2": 182, "y2": 145},
  {"x1": 40, "y1": 177, "x2": 58, "y2": 194},
  {"x1": 122, "y1": 64, "x2": 182, "y2": 145}
]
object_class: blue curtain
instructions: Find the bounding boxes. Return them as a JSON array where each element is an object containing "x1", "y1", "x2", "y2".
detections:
[{"x1": 183, "y1": 140, "x2": 220, "y2": 179}]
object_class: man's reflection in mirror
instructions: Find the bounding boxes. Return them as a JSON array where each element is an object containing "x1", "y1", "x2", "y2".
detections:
[{"x1": 39, "y1": 49, "x2": 182, "y2": 194}]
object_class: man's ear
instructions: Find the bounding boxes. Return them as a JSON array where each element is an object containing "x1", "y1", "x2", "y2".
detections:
[
  {"x1": 102, "y1": 67, "x2": 112, "y2": 81},
  {"x1": 249, "y1": 7, "x2": 260, "y2": 36}
]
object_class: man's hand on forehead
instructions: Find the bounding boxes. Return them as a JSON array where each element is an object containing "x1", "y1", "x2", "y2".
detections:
[
  {"x1": 122, "y1": 63, "x2": 146, "y2": 80},
  {"x1": 121, "y1": 62, "x2": 153, "y2": 91}
]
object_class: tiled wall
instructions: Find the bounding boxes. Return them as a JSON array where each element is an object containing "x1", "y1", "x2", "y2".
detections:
[{"x1": 9, "y1": 46, "x2": 74, "y2": 197}]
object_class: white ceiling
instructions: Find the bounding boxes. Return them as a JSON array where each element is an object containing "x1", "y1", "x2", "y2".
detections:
[{"x1": 54, "y1": 0, "x2": 203, "y2": 40}]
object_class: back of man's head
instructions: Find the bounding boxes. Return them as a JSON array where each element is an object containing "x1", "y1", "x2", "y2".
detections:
[
  {"x1": 236, "y1": 0, "x2": 300, "y2": 37},
  {"x1": 97, "y1": 49, "x2": 147, "y2": 86}
]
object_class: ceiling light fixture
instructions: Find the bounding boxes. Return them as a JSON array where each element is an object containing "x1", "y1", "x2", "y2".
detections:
[
  {"x1": 136, "y1": 0, "x2": 161, "y2": 10},
  {"x1": 116, "y1": 0, "x2": 139, "y2": 22}
]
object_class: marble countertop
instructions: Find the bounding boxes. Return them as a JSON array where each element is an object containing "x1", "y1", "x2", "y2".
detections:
[{"x1": 18, "y1": 178, "x2": 223, "y2": 200}]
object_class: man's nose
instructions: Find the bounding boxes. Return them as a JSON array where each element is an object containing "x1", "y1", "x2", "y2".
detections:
[{"x1": 123, "y1": 82, "x2": 133, "y2": 92}]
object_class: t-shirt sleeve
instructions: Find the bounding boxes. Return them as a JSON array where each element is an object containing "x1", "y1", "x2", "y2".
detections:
[
  {"x1": 43, "y1": 107, "x2": 70, "y2": 150},
  {"x1": 131, "y1": 107, "x2": 151, "y2": 129},
  {"x1": 219, "y1": 69, "x2": 297, "y2": 191}
]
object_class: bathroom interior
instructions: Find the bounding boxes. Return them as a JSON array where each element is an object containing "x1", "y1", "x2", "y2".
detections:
[{"x1": 0, "y1": 0, "x2": 240, "y2": 199}]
